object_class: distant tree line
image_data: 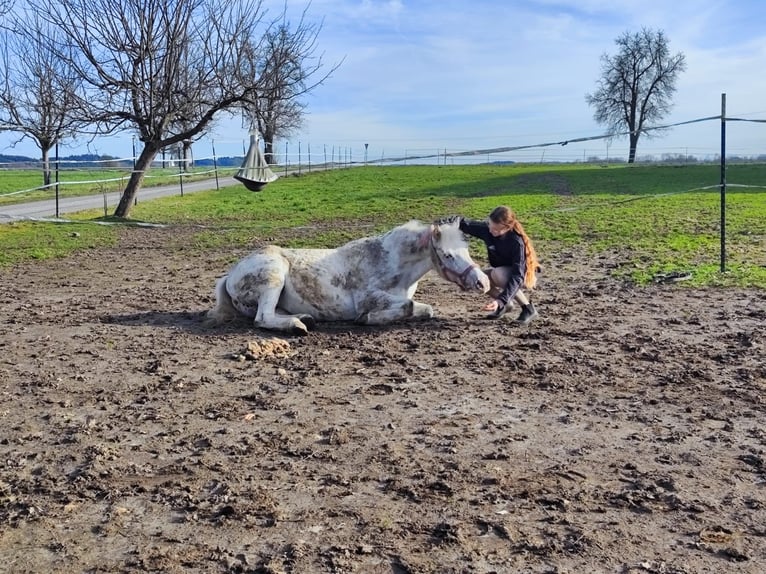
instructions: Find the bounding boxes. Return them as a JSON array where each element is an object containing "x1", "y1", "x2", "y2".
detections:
[{"x1": 0, "y1": 152, "x2": 247, "y2": 168}]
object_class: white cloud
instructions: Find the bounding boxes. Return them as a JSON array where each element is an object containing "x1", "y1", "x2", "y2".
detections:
[
  {"x1": 3, "y1": 0, "x2": 765, "y2": 159},
  {"x1": 291, "y1": 0, "x2": 766, "y2": 157},
  {"x1": 351, "y1": 0, "x2": 404, "y2": 20}
]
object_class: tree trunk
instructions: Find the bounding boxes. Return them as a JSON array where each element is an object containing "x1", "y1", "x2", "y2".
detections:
[
  {"x1": 114, "y1": 144, "x2": 159, "y2": 217},
  {"x1": 41, "y1": 148, "x2": 51, "y2": 188},
  {"x1": 263, "y1": 140, "x2": 275, "y2": 165},
  {"x1": 182, "y1": 141, "x2": 193, "y2": 170},
  {"x1": 628, "y1": 132, "x2": 640, "y2": 164},
  {"x1": 262, "y1": 125, "x2": 276, "y2": 164}
]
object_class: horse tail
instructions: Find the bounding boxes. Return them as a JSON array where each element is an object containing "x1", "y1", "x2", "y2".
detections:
[{"x1": 205, "y1": 275, "x2": 238, "y2": 324}]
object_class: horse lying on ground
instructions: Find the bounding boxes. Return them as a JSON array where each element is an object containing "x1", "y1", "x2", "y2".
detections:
[{"x1": 207, "y1": 219, "x2": 490, "y2": 335}]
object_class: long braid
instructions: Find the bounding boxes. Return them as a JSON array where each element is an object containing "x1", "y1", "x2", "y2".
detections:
[{"x1": 512, "y1": 220, "x2": 539, "y2": 289}]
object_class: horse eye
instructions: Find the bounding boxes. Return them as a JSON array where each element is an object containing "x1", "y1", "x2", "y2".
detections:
[{"x1": 444, "y1": 252, "x2": 454, "y2": 260}]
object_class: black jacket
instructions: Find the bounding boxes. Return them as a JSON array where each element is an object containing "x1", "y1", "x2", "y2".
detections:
[{"x1": 459, "y1": 218, "x2": 526, "y2": 307}]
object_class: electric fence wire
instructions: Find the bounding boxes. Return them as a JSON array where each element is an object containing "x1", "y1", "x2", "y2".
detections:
[{"x1": 2, "y1": 113, "x2": 765, "y2": 206}]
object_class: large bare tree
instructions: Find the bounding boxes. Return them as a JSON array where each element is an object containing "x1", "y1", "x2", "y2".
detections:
[
  {"x1": 257, "y1": 90, "x2": 305, "y2": 165},
  {"x1": 26, "y1": 0, "x2": 332, "y2": 217},
  {"x1": 586, "y1": 28, "x2": 686, "y2": 163},
  {"x1": 0, "y1": 16, "x2": 88, "y2": 186},
  {"x1": 242, "y1": 13, "x2": 341, "y2": 164}
]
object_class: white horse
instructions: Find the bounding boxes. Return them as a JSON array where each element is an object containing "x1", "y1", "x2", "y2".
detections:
[{"x1": 207, "y1": 219, "x2": 490, "y2": 335}]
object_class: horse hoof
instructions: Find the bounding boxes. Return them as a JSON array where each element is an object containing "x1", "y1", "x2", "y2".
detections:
[
  {"x1": 290, "y1": 322, "x2": 309, "y2": 336},
  {"x1": 300, "y1": 315, "x2": 317, "y2": 331}
]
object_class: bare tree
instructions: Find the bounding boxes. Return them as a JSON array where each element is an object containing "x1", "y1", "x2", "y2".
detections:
[
  {"x1": 586, "y1": 28, "x2": 686, "y2": 163},
  {"x1": 0, "y1": 0, "x2": 13, "y2": 16},
  {"x1": 26, "y1": 0, "x2": 333, "y2": 217},
  {"x1": 0, "y1": 16, "x2": 88, "y2": 186},
  {"x1": 167, "y1": 38, "x2": 222, "y2": 171},
  {"x1": 257, "y1": 91, "x2": 305, "y2": 165},
  {"x1": 242, "y1": 12, "x2": 341, "y2": 164}
]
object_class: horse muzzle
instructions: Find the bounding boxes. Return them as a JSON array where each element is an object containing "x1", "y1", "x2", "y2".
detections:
[
  {"x1": 471, "y1": 269, "x2": 491, "y2": 293},
  {"x1": 454, "y1": 265, "x2": 490, "y2": 293}
]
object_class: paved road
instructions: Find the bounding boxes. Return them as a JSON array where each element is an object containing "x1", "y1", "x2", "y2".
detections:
[{"x1": 0, "y1": 176, "x2": 238, "y2": 221}]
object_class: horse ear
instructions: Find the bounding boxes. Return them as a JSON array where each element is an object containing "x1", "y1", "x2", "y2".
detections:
[{"x1": 431, "y1": 224, "x2": 441, "y2": 241}]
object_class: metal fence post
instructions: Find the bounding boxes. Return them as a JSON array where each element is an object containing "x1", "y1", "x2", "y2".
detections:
[{"x1": 720, "y1": 93, "x2": 726, "y2": 273}]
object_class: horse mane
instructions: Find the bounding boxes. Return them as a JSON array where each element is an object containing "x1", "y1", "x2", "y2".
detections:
[
  {"x1": 434, "y1": 222, "x2": 467, "y2": 248},
  {"x1": 379, "y1": 220, "x2": 429, "y2": 251},
  {"x1": 384, "y1": 220, "x2": 466, "y2": 250},
  {"x1": 395, "y1": 220, "x2": 429, "y2": 234}
]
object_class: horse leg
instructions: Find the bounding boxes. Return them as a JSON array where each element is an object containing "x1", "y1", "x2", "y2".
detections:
[
  {"x1": 411, "y1": 301, "x2": 434, "y2": 319},
  {"x1": 275, "y1": 308, "x2": 317, "y2": 331},
  {"x1": 227, "y1": 254, "x2": 312, "y2": 335},
  {"x1": 358, "y1": 293, "x2": 433, "y2": 325},
  {"x1": 254, "y1": 283, "x2": 313, "y2": 335}
]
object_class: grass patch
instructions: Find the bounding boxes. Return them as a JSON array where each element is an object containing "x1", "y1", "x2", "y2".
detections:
[
  {"x1": 0, "y1": 221, "x2": 117, "y2": 266},
  {"x1": 0, "y1": 167, "x2": 227, "y2": 206}
]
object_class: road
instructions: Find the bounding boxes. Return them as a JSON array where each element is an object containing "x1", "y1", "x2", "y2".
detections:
[{"x1": 0, "y1": 176, "x2": 238, "y2": 221}]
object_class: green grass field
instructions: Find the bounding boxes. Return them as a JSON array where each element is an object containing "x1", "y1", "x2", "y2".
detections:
[{"x1": 1, "y1": 163, "x2": 765, "y2": 287}]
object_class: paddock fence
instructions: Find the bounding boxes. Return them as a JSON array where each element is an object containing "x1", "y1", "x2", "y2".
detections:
[
  {"x1": 2, "y1": 94, "x2": 765, "y2": 202},
  {"x1": 1, "y1": 94, "x2": 764, "y2": 272}
]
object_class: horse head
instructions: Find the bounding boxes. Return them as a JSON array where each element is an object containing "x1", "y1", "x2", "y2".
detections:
[{"x1": 429, "y1": 220, "x2": 490, "y2": 293}]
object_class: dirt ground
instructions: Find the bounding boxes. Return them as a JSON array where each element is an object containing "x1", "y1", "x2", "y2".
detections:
[{"x1": 0, "y1": 226, "x2": 764, "y2": 574}]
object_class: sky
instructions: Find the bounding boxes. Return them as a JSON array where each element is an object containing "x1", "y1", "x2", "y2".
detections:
[{"x1": 2, "y1": 0, "x2": 765, "y2": 163}]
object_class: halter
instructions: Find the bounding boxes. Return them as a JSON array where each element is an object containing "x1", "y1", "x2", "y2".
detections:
[{"x1": 429, "y1": 232, "x2": 479, "y2": 290}]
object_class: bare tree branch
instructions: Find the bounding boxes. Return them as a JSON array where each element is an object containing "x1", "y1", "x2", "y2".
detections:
[
  {"x1": 0, "y1": 0, "x2": 13, "y2": 17},
  {"x1": 0, "y1": 12, "x2": 89, "y2": 185},
  {"x1": 239, "y1": 7, "x2": 342, "y2": 164},
  {"x1": 585, "y1": 28, "x2": 686, "y2": 163},
  {"x1": 22, "y1": 0, "x2": 335, "y2": 217}
]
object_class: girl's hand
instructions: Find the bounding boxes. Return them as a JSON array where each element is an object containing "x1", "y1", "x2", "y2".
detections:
[{"x1": 482, "y1": 300, "x2": 499, "y2": 312}]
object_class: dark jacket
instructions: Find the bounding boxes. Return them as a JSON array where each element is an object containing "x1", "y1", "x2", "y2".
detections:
[{"x1": 459, "y1": 218, "x2": 526, "y2": 307}]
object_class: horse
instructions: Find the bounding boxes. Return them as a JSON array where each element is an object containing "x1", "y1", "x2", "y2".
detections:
[{"x1": 206, "y1": 219, "x2": 490, "y2": 335}]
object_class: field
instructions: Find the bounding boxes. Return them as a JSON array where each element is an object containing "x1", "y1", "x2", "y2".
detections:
[
  {"x1": 0, "y1": 165, "x2": 765, "y2": 573},
  {"x1": 0, "y1": 165, "x2": 229, "y2": 206},
  {"x1": 2, "y1": 163, "x2": 766, "y2": 285}
]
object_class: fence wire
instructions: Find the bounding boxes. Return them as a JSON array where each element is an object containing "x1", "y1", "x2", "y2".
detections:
[{"x1": 1, "y1": 112, "x2": 764, "y2": 204}]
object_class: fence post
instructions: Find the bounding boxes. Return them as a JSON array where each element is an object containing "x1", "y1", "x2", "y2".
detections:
[
  {"x1": 212, "y1": 141, "x2": 220, "y2": 190},
  {"x1": 178, "y1": 153, "x2": 184, "y2": 197},
  {"x1": 55, "y1": 142, "x2": 60, "y2": 218},
  {"x1": 720, "y1": 93, "x2": 726, "y2": 273}
]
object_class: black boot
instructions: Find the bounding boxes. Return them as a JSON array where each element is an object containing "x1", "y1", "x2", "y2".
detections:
[
  {"x1": 516, "y1": 303, "x2": 538, "y2": 324},
  {"x1": 485, "y1": 304, "x2": 507, "y2": 319}
]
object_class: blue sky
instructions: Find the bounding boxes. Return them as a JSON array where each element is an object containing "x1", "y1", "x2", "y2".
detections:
[{"x1": 2, "y1": 0, "x2": 765, "y2": 161}]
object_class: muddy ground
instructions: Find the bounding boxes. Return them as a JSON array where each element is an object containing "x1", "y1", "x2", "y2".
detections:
[{"x1": 0, "y1": 226, "x2": 764, "y2": 574}]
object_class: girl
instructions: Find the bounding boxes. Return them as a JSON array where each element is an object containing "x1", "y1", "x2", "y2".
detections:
[{"x1": 454, "y1": 205, "x2": 540, "y2": 323}]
